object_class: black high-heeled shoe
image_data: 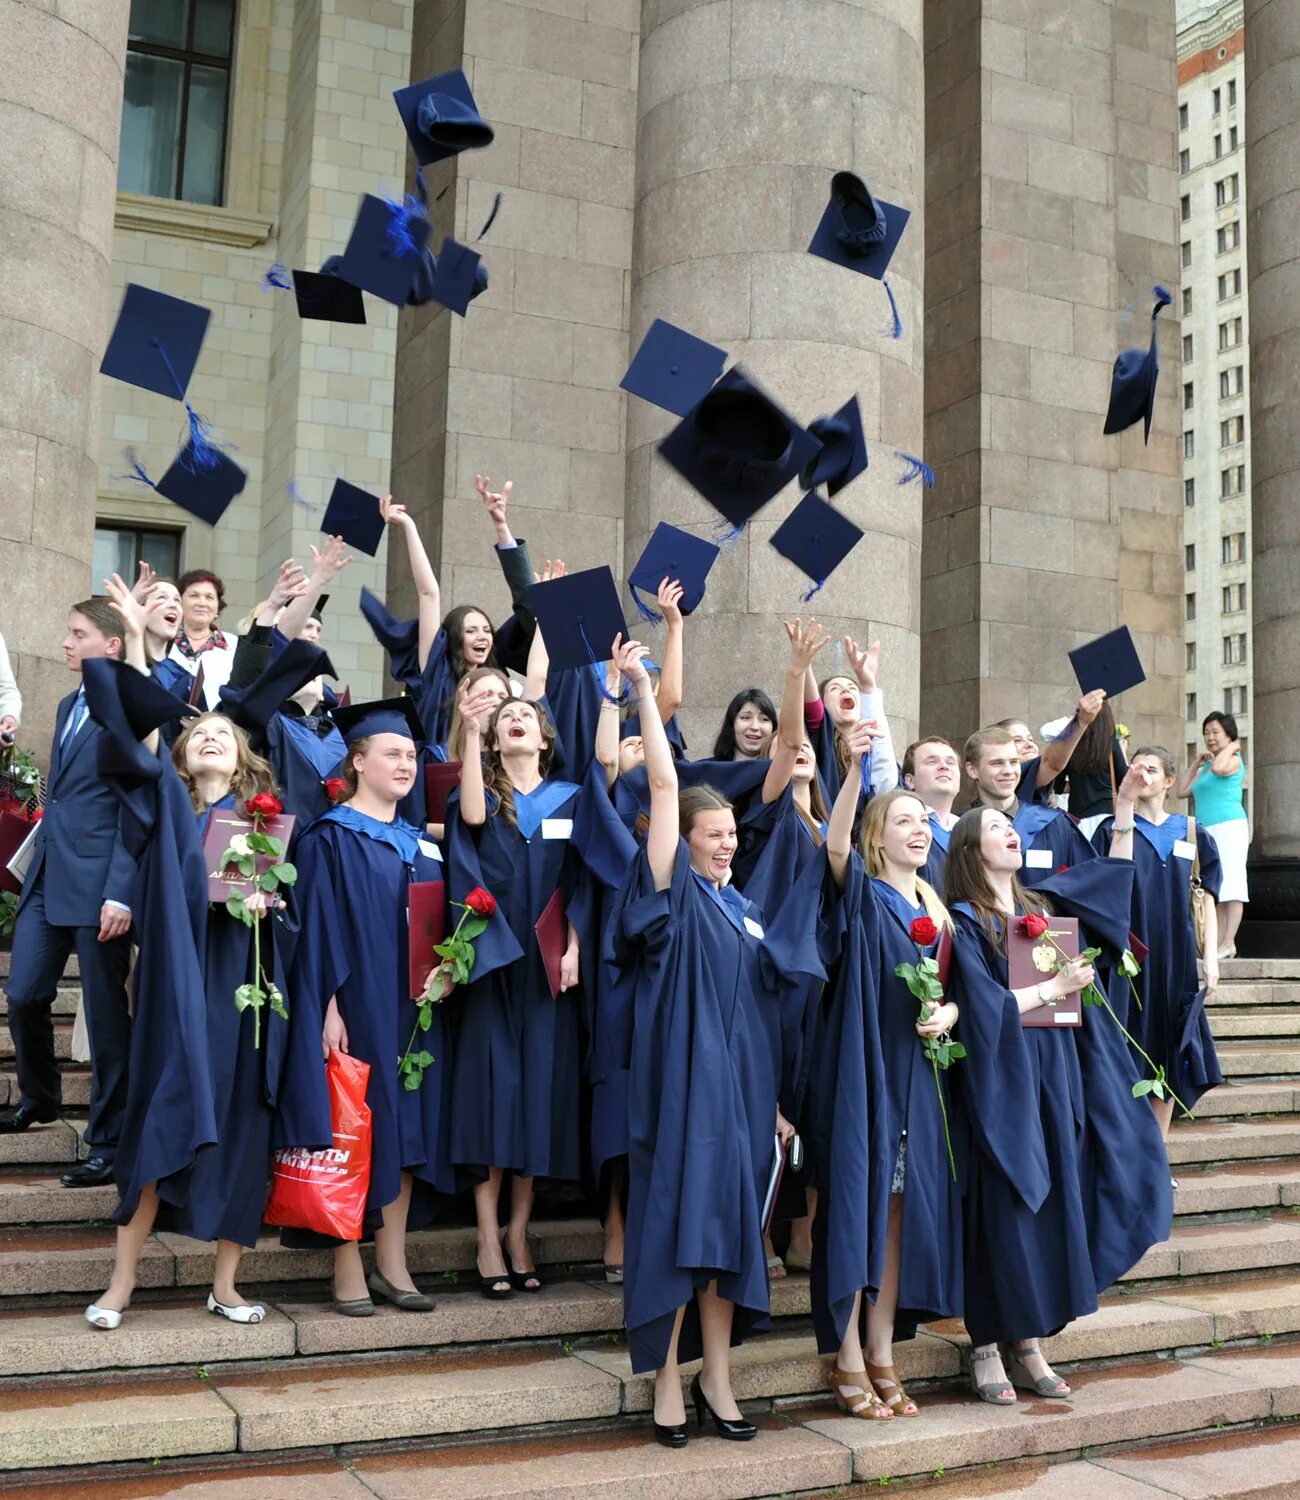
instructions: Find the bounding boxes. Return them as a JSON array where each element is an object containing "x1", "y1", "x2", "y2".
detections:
[
  {"x1": 652, "y1": 1417, "x2": 688, "y2": 1449},
  {"x1": 690, "y1": 1372, "x2": 757, "y2": 1440}
]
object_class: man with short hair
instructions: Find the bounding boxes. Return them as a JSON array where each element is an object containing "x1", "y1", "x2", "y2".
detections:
[
  {"x1": 901, "y1": 735, "x2": 961, "y2": 885},
  {"x1": 964, "y1": 725, "x2": 1094, "y2": 882},
  {"x1": 0, "y1": 600, "x2": 137, "y2": 1186}
]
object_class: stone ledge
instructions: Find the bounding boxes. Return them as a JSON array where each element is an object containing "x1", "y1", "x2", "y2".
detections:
[{"x1": 114, "y1": 193, "x2": 275, "y2": 248}]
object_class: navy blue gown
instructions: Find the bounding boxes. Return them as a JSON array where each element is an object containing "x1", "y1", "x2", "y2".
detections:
[
  {"x1": 920, "y1": 811, "x2": 951, "y2": 890},
  {"x1": 276, "y1": 808, "x2": 453, "y2": 1240},
  {"x1": 263, "y1": 710, "x2": 346, "y2": 829},
  {"x1": 1012, "y1": 801, "x2": 1096, "y2": 887},
  {"x1": 612, "y1": 846, "x2": 780, "y2": 1374},
  {"x1": 1092, "y1": 813, "x2": 1223, "y2": 1106}
]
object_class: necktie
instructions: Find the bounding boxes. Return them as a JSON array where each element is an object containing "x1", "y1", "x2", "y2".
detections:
[{"x1": 59, "y1": 691, "x2": 86, "y2": 748}]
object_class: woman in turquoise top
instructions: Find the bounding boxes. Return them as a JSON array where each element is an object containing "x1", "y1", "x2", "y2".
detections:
[{"x1": 1176, "y1": 711, "x2": 1248, "y2": 958}]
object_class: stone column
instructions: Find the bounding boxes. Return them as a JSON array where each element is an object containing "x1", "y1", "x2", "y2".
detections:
[
  {"x1": 1245, "y1": 0, "x2": 1300, "y2": 858},
  {"x1": 0, "y1": 2, "x2": 129, "y2": 758},
  {"x1": 921, "y1": 0, "x2": 1183, "y2": 754},
  {"x1": 625, "y1": 0, "x2": 926, "y2": 751}
]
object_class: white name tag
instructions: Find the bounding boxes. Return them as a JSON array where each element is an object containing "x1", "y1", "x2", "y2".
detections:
[
  {"x1": 541, "y1": 818, "x2": 573, "y2": 840},
  {"x1": 1173, "y1": 839, "x2": 1196, "y2": 862},
  {"x1": 417, "y1": 839, "x2": 442, "y2": 862},
  {"x1": 743, "y1": 916, "x2": 765, "y2": 939},
  {"x1": 1025, "y1": 848, "x2": 1054, "y2": 869},
  {"x1": 1054, "y1": 1012, "x2": 1079, "y2": 1024}
]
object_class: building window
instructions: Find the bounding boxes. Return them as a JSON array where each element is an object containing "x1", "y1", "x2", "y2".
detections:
[
  {"x1": 1213, "y1": 133, "x2": 1223, "y2": 159},
  {"x1": 1222, "y1": 532, "x2": 1246, "y2": 564},
  {"x1": 1185, "y1": 543, "x2": 1196, "y2": 571},
  {"x1": 1220, "y1": 415, "x2": 1245, "y2": 447},
  {"x1": 1220, "y1": 365, "x2": 1244, "y2": 398},
  {"x1": 1219, "y1": 317, "x2": 1243, "y2": 350},
  {"x1": 1183, "y1": 332, "x2": 1194, "y2": 361},
  {"x1": 1215, "y1": 174, "x2": 1239, "y2": 207},
  {"x1": 1185, "y1": 477, "x2": 1196, "y2": 507},
  {"x1": 1187, "y1": 741, "x2": 1199, "y2": 764},
  {"x1": 1225, "y1": 685, "x2": 1249, "y2": 715},
  {"x1": 1228, "y1": 79, "x2": 1237, "y2": 108},
  {"x1": 1212, "y1": 87, "x2": 1221, "y2": 114},
  {"x1": 1183, "y1": 381, "x2": 1195, "y2": 410},
  {"x1": 1180, "y1": 102, "x2": 1189, "y2": 131},
  {"x1": 1217, "y1": 221, "x2": 1241, "y2": 253},
  {"x1": 1184, "y1": 430, "x2": 1196, "y2": 458},
  {"x1": 1183, "y1": 286, "x2": 1194, "y2": 315},
  {"x1": 1186, "y1": 592, "x2": 1197, "y2": 621},
  {"x1": 92, "y1": 524, "x2": 182, "y2": 592},
  {"x1": 117, "y1": 0, "x2": 237, "y2": 207},
  {"x1": 1222, "y1": 582, "x2": 1247, "y2": 613},
  {"x1": 1223, "y1": 633, "x2": 1248, "y2": 665},
  {"x1": 1217, "y1": 268, "x2": 1242, "y2": 301},
  {"x1": 1186, "y1": 692, "x2": 1198, "y2": 721},
  {"x1": 1221, "y1": 465, "x2": 1246, "y2": 498},
  {"x1": 1180, "y1": 147, "x2": 1191, "y2": 174},
  {"x1": 1186, "y1": 642, "x2": 1197, "y2": 671},
  {"x1": 1229, "y1": 125, "x2": 1239, "y2": 151},
  {"x1": 1182, "y1": 240, "x2": 1193, "y2": 268}
]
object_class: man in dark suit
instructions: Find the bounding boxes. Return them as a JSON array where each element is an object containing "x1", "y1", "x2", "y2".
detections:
[{"x1": 0, "y1": 599, "x2": 136, "y2": 1187}]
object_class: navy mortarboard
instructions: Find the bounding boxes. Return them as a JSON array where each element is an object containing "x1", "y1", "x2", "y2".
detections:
[
  {"x1": 769, "y1": 491, "x2": 865, "y2": 600},
  {"x1": 100, "y1": 284, "x2": 212, "y2": 400},
  {"x1": 291, "y1": 268, "x2": 366, "y2": 324},
  {"x1": 220, "y1": 641, "x2": 337, "y2": 733},
  {"x1": 801, "y1": 395, "x2": 869, "y2": 497},
  {"x1": 529, "y1": 566, "x2": 628, "y2": 673},
  {"x1": 394, "y1": 69, "x2": 494, "y2": 167},
  {"x1": 1068, "y1": 626, "x2": 1146, "y2": 700},
  {"x1": 428, "y1": 236, "x2": 488, "y2": 317},
  {"x1": 621, "y1": 319, "x2": 728, "y2": 417},
  {"x1": 334, "y1": 193, "x2": 433, "y2": 307},
  {"x1": 153, "y1": 444, "x2": 248, "y2": 527},
  {"x1": 1103, "y1": 285, "x2": 1171, "y2": 445},
  {"x1": 627, "y1": 522, "x2": 719, "y2": 621},
  {"x1": 321, "y1": 479, "x2": 385, "y2": 557},
  {"x1": 330, "y1": 696, "x2": 426, "y2": 745},
  {"x1": 659, "y1": 368, "x2": 822, "y2": 528}
]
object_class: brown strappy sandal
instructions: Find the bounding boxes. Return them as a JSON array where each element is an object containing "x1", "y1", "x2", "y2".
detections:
[
  {"x1": 866, "y1": 1361, "x2": 919, "y2": 1416},
  {"x1": 829, "y1": 1364, "x2": 894, "y2": 1419}
]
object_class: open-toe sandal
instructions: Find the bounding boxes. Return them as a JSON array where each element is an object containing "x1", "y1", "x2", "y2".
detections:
[
  {"x1": 829, "y1": 1364, "x2": 893, "y2": 1419},
  {"x1": 1005, "y1": 1343, "x2": 1071, "y2": 1399},
  {"x1": 867, "y1": 1361, "x2": 918, "y2": 1416},
  {"x1": 969, "y1": 1348, "x2": 1016, "y2": 1405}
]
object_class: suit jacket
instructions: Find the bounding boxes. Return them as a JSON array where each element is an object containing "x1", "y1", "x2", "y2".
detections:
[{"x1": 20, "y1": 686, "x2": 137, "y2": 926}]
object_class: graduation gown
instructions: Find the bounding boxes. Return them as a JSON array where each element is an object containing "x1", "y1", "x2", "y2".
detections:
[
  {"x1": 263, "y1": 710, "x2": 347, "y2": 829},
  {"x1": 443, "y1": 774, "x2": 629, "y2": 1182},
  {"x1": 1011, "y1": 801, "x2": 1096, "y2": 889},
  {"x1": 612, "y1": 845, "x2": 779, "y2": 1374},
  {"x1": 1092, "y1": 813, "x2": 1223, "y2": 1107},
  {"x1": 612, "y1": 756, "x2": 771, "y2": 837},
  {"x1": 920, "y1": 810, "x2": 951, "y2": 890},
  {"x1": 277, "y1": 808, "x2": 453, "y2": 1240}
]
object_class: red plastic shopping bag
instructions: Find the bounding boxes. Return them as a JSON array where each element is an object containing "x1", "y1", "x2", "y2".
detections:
[{"x1": 266, "y1": 1049, "x2": 372, "y2": 1240}]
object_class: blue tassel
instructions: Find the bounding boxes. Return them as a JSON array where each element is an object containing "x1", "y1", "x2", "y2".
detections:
[
  {"x1": 631, "y1": 586, "x2": 662, "y2": 625},
  {"x1": 414, "y1": 166, "x2": 428, "y2": 206},
  {"x1": 1153, "y1": 283, "x2": 1172, "y2": 315},
  {"x1": 801, "y1": 533, "x2": 826, "y2": 603},
  {"x1": 475, "y1": 191, "x2": 503, "y2": 242},
  {"x1": 801, "y1": 577, "x2": 826, "y2": 604},
  {"x1": 120, "y1": 449, "x2": 156, "y2": 490},
  {"x1": 182, "y1": 406, "x2": 222, "y2": 471},
  {"x1": 883, "y1": 277, "x2": 903, "y2": 340},
  {"x1": 287, "y1": 482, "x2": 320, "y2": 514},
  {"x1": 262, "y1": 262, "x2": 292, "y2": 292},
  {"x1": 579, "y1": 621, "x2": 628, "y2": 705},
  {"x1": 712, "y1": 518, "x2": 745, "y2": 549},
  {"x1": 895, "y1": 451, "x2": 935, "y2": 488},
  {"x1": 383, "y1": 191, "x2": 427, "y2": 259}
]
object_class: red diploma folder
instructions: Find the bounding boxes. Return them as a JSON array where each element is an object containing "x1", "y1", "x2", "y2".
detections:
[
  {"x1": 934, "y1": 926, "x2": 953, "y2": 991},
  {"x1": 338, "y1": 685, "x2": 352, "y2": 708},
  {"x1": 424, "y1": 761, "x2": 462, "y2": 823},
  {"x1": 203, "y1": 807, "x2": 296, "y2": 903},
  {"x1": 408, "y1": 880, "x2": 447, "y2": 999},
  {"x1": 187, "y1": 662, "x2": 205, "y2": 709},
  {"x1": 1008, "y1": 914, "x2": 1084, "y2": 1028},
  {"x1": 0, "y1": 810, "x2": 35, "y2": 896},
  {"x1": 534, "y1": 889, "x2": 566, "y2": 999}
]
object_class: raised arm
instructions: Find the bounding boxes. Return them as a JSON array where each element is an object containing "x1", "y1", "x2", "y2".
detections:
[
  {"x1": 377, "y1": 495, "x2": 441, "y2": 672},
  {"x1": 279, "y1": 537, "x2": 351, "y2": 640},
  {"x1": 1210, "y1": 739, "x2": 1243, "y2": 777},
  {"x1": 845, "y1": 636, "x2": 897, "y2": 793},
  {"x1": 654, "y1": 578, "x2": 685, "y2": 726},
  {"x1": 827, "y1": 720, "x2": 872, "y2": 889},
  {"x1": 1035, "y1": 689, "x2": 1105, "y2": 787},
  {"x1": 615, "y1": 634, "x2": 676, "y2": 890},
  {"x1": 763, "y1": 617, "x2": 832, "y2": 804},
  {"x1": 1175, "y1": 751, "x2": 1207, "y2": 800},
  {"x1": 1108, "y1": 764, "x2": 1145, "y2": 861},
  {"x1": 459, "y1": 713, "x2": 488, "y2": 826},
  {"x1": 594, "y1": 660, "x2": 622, "y2": 791},
  {"x1": 256, "y1": 558, "x2": 309, "y2": 629},
  {"x1": 476, "y1": 473, "x2": 516, "y2": 549}
]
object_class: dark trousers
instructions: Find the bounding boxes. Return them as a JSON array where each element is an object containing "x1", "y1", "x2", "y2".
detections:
[{"x1": 5, "y1": 880, "x2": 132, "y2": 1159}]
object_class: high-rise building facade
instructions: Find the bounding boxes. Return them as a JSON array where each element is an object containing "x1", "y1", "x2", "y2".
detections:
[{"x1": 1177, "y1": 0, "x2": 1253, "y2": 814}]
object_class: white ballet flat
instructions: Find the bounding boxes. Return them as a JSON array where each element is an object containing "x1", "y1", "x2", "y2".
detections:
[
  {"x1": 84, "y1": 1303, "x2": 123, "y2": 1330},
  {"x1": 207, "y1": 1292, "x2": 265, "y2": 1324}
]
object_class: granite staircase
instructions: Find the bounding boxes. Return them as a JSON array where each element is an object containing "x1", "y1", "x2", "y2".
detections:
[{"x1": 3, "y1": 955, "x2": 1300, "y2": 1499}]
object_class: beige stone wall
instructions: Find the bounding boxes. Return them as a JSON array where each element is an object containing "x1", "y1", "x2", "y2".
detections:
[
  {"x1": 95, "y1": 0, "x2": 415, "y2": 701},
  {"x1": 922, "y1": 0, "x2": 1182, "y2": 755}
]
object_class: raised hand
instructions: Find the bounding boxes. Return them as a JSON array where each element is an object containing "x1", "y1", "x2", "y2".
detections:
[
  {"x1": 380, "y1": 493, "x2": 413, "y2": 530},
  {"x1": 657, "y1": 577, "x2": 685, "y2": 627},
  {"x1": 845, "y1": 719, "x2": 878, "y2": 767},
  {"x1": 783, "y1": 616, "x2": 833, "y2": 674},
  {"x1": 308, "y1": 534, "x2": 354, "y2": 582},
  {"x1": 102, "y1": 572, "x2": 147, "y2": 640},
  {"x1": 130, "y1": 559, "x2": 157, "y2": 604},
  {"x1": 268, "y1": 558, "x2": 307, "y2": 608},
  {"x1": 1116, "y1": 763, "x2": 1151, "y2": 805},
  {"x1": 474, "y1": 473, "x2": 513, "y2": 528},
  {"x1": 533, "y1": 557, "x2": 567, "y2": 584},
  {"x1": 1077, "y1": 688, "x2": 1106, "y2": 727},
  {"x1": 611, "y1": 633, "x2": 652, "y2": 689},
  {"x1": 845, "y1": 636, "x2": 881, "y2": 693}
]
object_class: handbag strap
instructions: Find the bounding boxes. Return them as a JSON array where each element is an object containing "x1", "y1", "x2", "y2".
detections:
[{"x1": 1186, "y1": 813, "x2": 1202, "y2": 885}]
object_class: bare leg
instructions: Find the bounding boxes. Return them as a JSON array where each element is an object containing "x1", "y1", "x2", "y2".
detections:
[
  {"x1": 333, "y1": 1240, "x2": 367, "y2": 1302},
  {"x1": 473, "y1": 1168, "x2": 508, "y2": 1284},
  {"x1": 837, "y1": 1289, "x2": 865, "y2": 1372},
  {"x1": 697, "y1": 1279, "x2": 743, "y2": 1419},
  {"x1": 653, "y1": 1304, "x2": 688, "y2": 1426},
  {"x1": 863, "y1": 1195, "x2": 917, "y2": 1413},
  {"x1": 970, "y1": 1341, "x2": 1012, "y2": 1396},
  {"x1": 787, "y1": 1187, "x2": 817, "y2": 1264},
  {"x1": 763, "y1": 1230, "x2": 785, "y2": 1278},
  {"x1": 504, "y1": 1173, "x2": 539, "y2": 1287},
  {"x1": 1008, "y1": 1338, "x2": 1068, "y2": 1392},
  {"x1": 374, "y1": 1171, "x2": 417, "y2": 1292},
  {"x1": 1151, "y1": 1094, "x2": 1177, "y2": 1143},
  {"x1": 1218, "y1": 900, "x2": 1244, "y2": 954},
  {"x1": 603, "y1": 1160, "x2": 626, "y2": 1272},
  {"x1": 89, "y1": 1183, "x2": 159, "y2": 1319},
  {"x1": 212, "y1": 1240, "x2": 257, "y2": 1308}
]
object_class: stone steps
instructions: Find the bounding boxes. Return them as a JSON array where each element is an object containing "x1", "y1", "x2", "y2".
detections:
[
  {"x1": 1210, "y1": 1009, "x2": 1300, "y2": 1039},
  {"x1": 1166, "y1": 1114, "x2": 1300, "y2": 1165},
  {"x1": 1207, "y1": 980, "x2": 1300, "y2": 1008},
  {"x1": 1220, "y1": 959, "x2": 1300, "y2": 981},
  {"x1": 0, "y1": 1065, "x2": 90, "y2": 1108},
  {"x1": 0, "y1": 982, "x2": 79, "y2": 1019},
  {"x1": 1214, "y1": 1041, "x2": 1300, "y2": 1078},
  {"x1": 0, "y1": 1019, "x2": 73, "y2": 1061}
]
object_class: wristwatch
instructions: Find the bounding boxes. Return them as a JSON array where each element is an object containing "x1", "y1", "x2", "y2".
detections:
[{"x1": 1037, "y1": 982, "x2": 1054, "y2": 1007}]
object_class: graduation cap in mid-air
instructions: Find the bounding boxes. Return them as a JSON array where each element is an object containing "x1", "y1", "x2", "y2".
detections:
[
  {"x1": 621, "y1": 319, "x2": 728, "y2": 417},
  {"x1": 1103, "y1": 285, "x2": 1172, "y2": 445},
  {"x1": 769, "y1": 491, "x2": 865, "y2": 601},
  {"x1": 321, "y1": 480, "x2": 385, "y2": 557},
  {"x1": 393, "y1": 69, "x2": 494, "y2": 167},
  {"x1": 801, "y1": 395, "x2": 869, "y2": 497},
  {"x1": 627, "y1": 522, "x2": 720, "y2": 622},
  {"x1": 1068, "y1": 625, "x2": 1146, "y2": 700}
]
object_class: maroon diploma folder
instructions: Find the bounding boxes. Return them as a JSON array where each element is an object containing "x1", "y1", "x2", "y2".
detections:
[
  {"x1": 408, "y1": 880, "x2": 447, "y2": 999},
  {"x1": 0, "y1": 810, "x2": 35, "y2": 896},
  {"x1": 424, "y1": 761, "x2": 462, "y2": 823},
  {"x1": 1008, "y1": 914, "x2": 1084, "y2": 1028},
  {"x1": 534, "y1": 889, "x2": 566, "y2": 999},
  {"x1": 203, "y1": 808, "x2": 296, "y2": 903},
  {"x1": 187, "y1": 662, "x2": 205, "y2": 709}
]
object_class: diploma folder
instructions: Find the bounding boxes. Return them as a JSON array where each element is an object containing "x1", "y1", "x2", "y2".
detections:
[
  {"x1": 203, "y1": 807, "x2": 296, "y2": 903},
  {"x1": 1008, "y1": 914, "x2": 1084, "y2": 1028},
  {"x1": 534, "y1": 888, "x2": 566, "y2": 999},
  {"x1": 423, "y1": 761, "x2": 462, "y2": 823},
  {"x1": 0, "y1": 814, "x2": 38, "y2": 894},
  {"x1": 408, "y1": 879, "x2": 447, "y2": 999}
]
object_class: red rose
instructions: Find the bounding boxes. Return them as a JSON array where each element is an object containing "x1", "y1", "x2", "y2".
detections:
[
  {"x1": 245, "y1": 792, "x2": 283, "y2": 822},
  {"x1": 324, "y1": 777, "x2": 349, "y2": 804},
  {"x1": 1019, "y1": 913, "x2": 1051, "y2": 939},
  {"x1": 1057, "y1": 865, "x2": 1069, "y2": 873},
  {"x1": 30, "y1": 808, "x2": 42, "y2": 822},
  {"x1": 464, "y1": 886, "x2": 496, "y2": 918},
  {"x1": 909, "y1": 916, "x2": 938, "y2": 947}
]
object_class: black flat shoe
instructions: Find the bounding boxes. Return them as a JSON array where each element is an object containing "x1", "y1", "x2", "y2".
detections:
[
  {"x1": 61, "y1": 1155, "x2": 114, "y2": 1188},
  {"x1": 690, "y1": 1372, "x2": 756, "y2": 1440},
  {"x1": 653, "y1": 1419, "x2": 688, "y2": 1449},
  {"x1": 0, "y1": 1103, "x2": 59, "y2": 1134}
]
